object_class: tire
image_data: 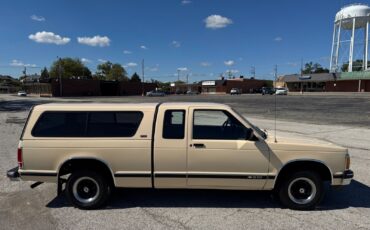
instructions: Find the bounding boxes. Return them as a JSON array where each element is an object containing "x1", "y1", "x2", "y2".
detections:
[
  {"x1": 66, "y1": 170, "x2": 111, "y2": 209},
  {"x1": 278, "y1": 171, "x2": 324, "y2": 210}
]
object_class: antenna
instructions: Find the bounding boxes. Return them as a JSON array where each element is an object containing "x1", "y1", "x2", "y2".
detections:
[{"x1": 274, "y1": 65, "x2": 278, "y2": 143}]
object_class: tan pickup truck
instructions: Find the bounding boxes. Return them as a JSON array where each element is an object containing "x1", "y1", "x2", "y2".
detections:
[{"x1": 7, "y1": 102, "x2": 353, "y2": 210}]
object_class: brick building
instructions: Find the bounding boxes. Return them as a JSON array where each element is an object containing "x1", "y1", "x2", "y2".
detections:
[{"x1": 278, "y1": 72, "x2": 370, "y2": 92}]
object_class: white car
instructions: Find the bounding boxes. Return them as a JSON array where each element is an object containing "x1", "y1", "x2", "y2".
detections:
[
  {"x1": 17, "y1": 91, "x2": 27, "y2": 96},
  {"x1": 275, "y1": 87, "x2": 288, "y2": 95}
]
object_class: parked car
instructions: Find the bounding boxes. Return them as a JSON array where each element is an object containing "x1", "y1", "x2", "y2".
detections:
[
  {"x1": 186, "y1": 90, "x2": 198, "y2": 95},
  {"x1": 146, "y1": 90, "x2": 165, "y2": 97},
  {"x1": 261, "y1": 87, "x2": 274, "y2": 95},
  {"x1": 17, "y1": 91, "x2": 27, "y2": 96},
  {"x1": 275, "y1": 87, "x2": 288, "y2": 95},
  {"x1": 230, "y1": 88, "x2": 241, "y2": 95},
  {"x1": 7, "y1": 102, "x2": 353, "y2": 210}
]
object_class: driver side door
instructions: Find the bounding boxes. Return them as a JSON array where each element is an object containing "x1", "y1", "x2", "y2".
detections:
[{"x1": 187, "y1": 108, "x2": 270, "y2": 189}]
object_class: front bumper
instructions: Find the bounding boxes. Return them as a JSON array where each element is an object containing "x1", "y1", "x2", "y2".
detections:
[
  {"x1": 7, "y1": 166, "x2": 20, "y2": 181},
  {"x1": 333, "y1": 169, "x2": 354, "y2": 185}
]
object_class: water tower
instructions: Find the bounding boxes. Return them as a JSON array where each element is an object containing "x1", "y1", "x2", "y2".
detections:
[{"x1": 330, "y1": 3, "x2": 370, "y2": 72}]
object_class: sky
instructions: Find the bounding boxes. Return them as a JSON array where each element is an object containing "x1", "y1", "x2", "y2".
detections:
[{"x1": 0, "y1": 0, "x2": 365, "y2": 82}]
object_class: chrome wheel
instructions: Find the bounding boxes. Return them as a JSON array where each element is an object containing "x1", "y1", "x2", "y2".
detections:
[
  {"x1": 288, "y1": 177, "x2": 317, "y2": 205},
  {"x1": 72, "y1": 176, "x2": 100, "y2": 204}
]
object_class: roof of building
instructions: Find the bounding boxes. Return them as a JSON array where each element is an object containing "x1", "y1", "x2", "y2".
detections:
[{"x1": 278, "y1": 73, "x2": 338, "y2": 82}]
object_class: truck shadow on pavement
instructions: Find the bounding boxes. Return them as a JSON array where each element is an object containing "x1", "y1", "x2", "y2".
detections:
[{"x1": 47, "y1": 180, "x2": 370, "y2": 210}]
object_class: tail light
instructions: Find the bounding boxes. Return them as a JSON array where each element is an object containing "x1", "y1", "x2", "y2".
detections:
[
  {"x1": 345, "y1": 154, "x2": 351, "y2": 170},
  {"x1": 17, "y1": 147, "x2": 23, "y2": 168}
]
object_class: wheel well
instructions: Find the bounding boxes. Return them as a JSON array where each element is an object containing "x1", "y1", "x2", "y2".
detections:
[
  {"x1": 58, "y1": 158, "x2": 115, "y2": 186},
  {"x1": 274, "y1": 161, "x2": 332, "y2": 189}
]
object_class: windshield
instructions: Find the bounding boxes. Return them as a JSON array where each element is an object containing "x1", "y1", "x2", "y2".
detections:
[{"x1": 231, "y1": 108, "x2": 267, "y2": 139}]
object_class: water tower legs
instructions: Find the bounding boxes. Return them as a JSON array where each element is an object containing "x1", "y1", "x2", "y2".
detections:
[
  {"x1": 349, "y1": 18, "x2": 356, "y2": 72},
  {"x1": 365, "y1": 21, "x2": 369, "y2": 70}
]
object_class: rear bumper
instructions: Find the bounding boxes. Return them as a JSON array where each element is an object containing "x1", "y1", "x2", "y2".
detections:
[{"x1": 7, "y1": 166, "x2": 20, "y2": 181}]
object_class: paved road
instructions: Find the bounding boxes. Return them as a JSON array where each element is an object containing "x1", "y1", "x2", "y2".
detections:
[
  {"x1": 0, "y1": 93, "x2": 369, "y2": 127},
  {"x1": 0, "y1": 94, "x2": 370, "y2": 229}
]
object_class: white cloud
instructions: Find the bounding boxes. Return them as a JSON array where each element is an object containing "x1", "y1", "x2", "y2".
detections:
[
  {"x1": 204, "y1": 15, "x2": 232, "y2": 29},
  {"x1": 274, "y1": 37, "x2": 283, "y2": 42},
  {"x1": 200, "y1": 62, "x2": 211, "y2": 67},
  {"x1": 140, "y1": 45, "x2": 147, "y2": 49},
  {"x1": 177, "y1": 67, "x2": 188, "y2": 71},
  {"x1": 28, "y1": 31, "x2": 70, "y2": 45},
  {"x1": 98, "y1": 59, "x2": 107, "y2": 63},
  {"x1": 30, "y1": 15, "x2": 45, "y2": 22},
  {"x1": 171, "y1": 40, "x2": 181, "y2": 48},
  {"x1": 77, "y1": 35, "x2": 110, "y2": 47},
  {"x1": 126, "y1": 62, "x2": 138, "y2": 67},
  {"x1": 123, "y1": 50, "x2": 132, "y2": 54},
  {"x1": 224, "y1": 60, "x2": 235, "y2": 66},
  {"x1": 10, "y1": 60, "x2": 36, "y2": 67},
  {"x1": 181, "y1": 0, "x2": 191, "y2": 4},
  {"x1": 81, "y1": 58, "x2": 91, "y2": 63}
]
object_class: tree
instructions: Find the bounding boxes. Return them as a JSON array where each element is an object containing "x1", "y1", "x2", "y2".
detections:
[
  {"x1": 96, "y1": 61, "x2": 128, "y2": 81},
  {"x1": 130, "y1": 72, "x2": 141, "y2": 82},
  {"x1": 39, "y1": 67, "x2": 50, "y2": 82},
  {"x1": 108, "y1": 64, "x2": 128, "y2": 81},
  {"x1": 96, "y1": 61, "x2": 113, "y2": 78},
  {"x1": 341, "y1": 59, "x2": 369, "y2": 72},
  {"x1": 49, "y1": 58, "x2": 92, "y2": 79},
  {"x1": 302, "y1": 62, "x2": 329, "y2": 74}
]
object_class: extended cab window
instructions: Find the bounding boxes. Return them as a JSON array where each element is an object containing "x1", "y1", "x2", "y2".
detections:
[
  {"x1": 87, "y1": 112, "x2": 143, "y2": 137},
  {"x1": 163, "y1": 110, "x2": 185, "y2": 139},
  {"x1": 32, "y1": 111, "x2": 143, "y2": 137},
  {"x1": 193, "y1": 110, "x2": 247, "y2": 140},
  {"x1": 32, "y1": 112, "x2": 87, "y2": 137}
]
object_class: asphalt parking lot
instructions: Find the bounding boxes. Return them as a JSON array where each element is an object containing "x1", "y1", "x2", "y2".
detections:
[{"x1": 1, "y1": 93, "x2": 370, "y2": 230}]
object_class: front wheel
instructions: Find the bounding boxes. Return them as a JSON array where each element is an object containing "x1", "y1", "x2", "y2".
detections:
[
  {"x1": 66, "y1": 170, "x2": 111, "y2": 209},
  {"x1": 278, "y1": 171, "x2": 324, "y2": 210}
]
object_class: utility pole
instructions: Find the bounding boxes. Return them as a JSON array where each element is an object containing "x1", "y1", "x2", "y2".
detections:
[
  {"x1": 141, "y1": 59, "x2": 145, "y2": 96},
  {"x1": 57, "y1": 57, "x2": 63, "y2": 97},
  {"x1": 274, "y1": 65, "x2": 278, "y2": 143},
  {"x1": 177, "y1": 69, "x2": 180, "y2": 82}
]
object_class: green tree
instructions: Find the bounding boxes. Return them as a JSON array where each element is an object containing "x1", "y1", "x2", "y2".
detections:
[
  {"x1": 130, "y1": 72, "x2": 141, "y2": 82},
  {"x1": 97, "y1": 61, "x2": 128, "y2": 81},
  {"x1": 49, "y1": 58, "x2": 92, "y2": 79},
  {"x1": 341, "y1": 59, "x2": 369, "y2": 72},
  {"x1": 39, "y1": 67, "x2": 50, "y2": 82},
  {"x1": 302, "y1": 62, "x2": 329, "y2": 74}
]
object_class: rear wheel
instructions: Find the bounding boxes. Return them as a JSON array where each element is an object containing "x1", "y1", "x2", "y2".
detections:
[
  {"x1": 66, "y1": 170, "x2": 111, "y2": 209},
  {"x1": 278, "y1": 171, "x2": 324, "y2": 210}
]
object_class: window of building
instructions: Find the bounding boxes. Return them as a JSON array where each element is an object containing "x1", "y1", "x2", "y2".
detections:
[
  {"x1": 163, "y1": 110, "x2": 185, "y2": 139},
  {"x1": 193, "y1": 110, "x2": 248, "y2": 140}
]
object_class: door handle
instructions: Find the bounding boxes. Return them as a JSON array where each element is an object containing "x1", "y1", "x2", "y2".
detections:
[{"x1": 193, "y1": 143, "x2": 206, "y2": 148}]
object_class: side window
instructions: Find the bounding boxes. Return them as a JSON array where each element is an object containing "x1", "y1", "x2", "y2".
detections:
[
  {"x1": 193, "y1": 110, "x2": 247, "y2": 140},
  {"x1": 163, "y1": 110, "x2": 185, "y2": 139},
  {"x1": 32, "y1": 112, "x2": 87, "y2": 137},
  {"x1": 87, "y1": 112, "x2": 143, "y2": 137}
]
